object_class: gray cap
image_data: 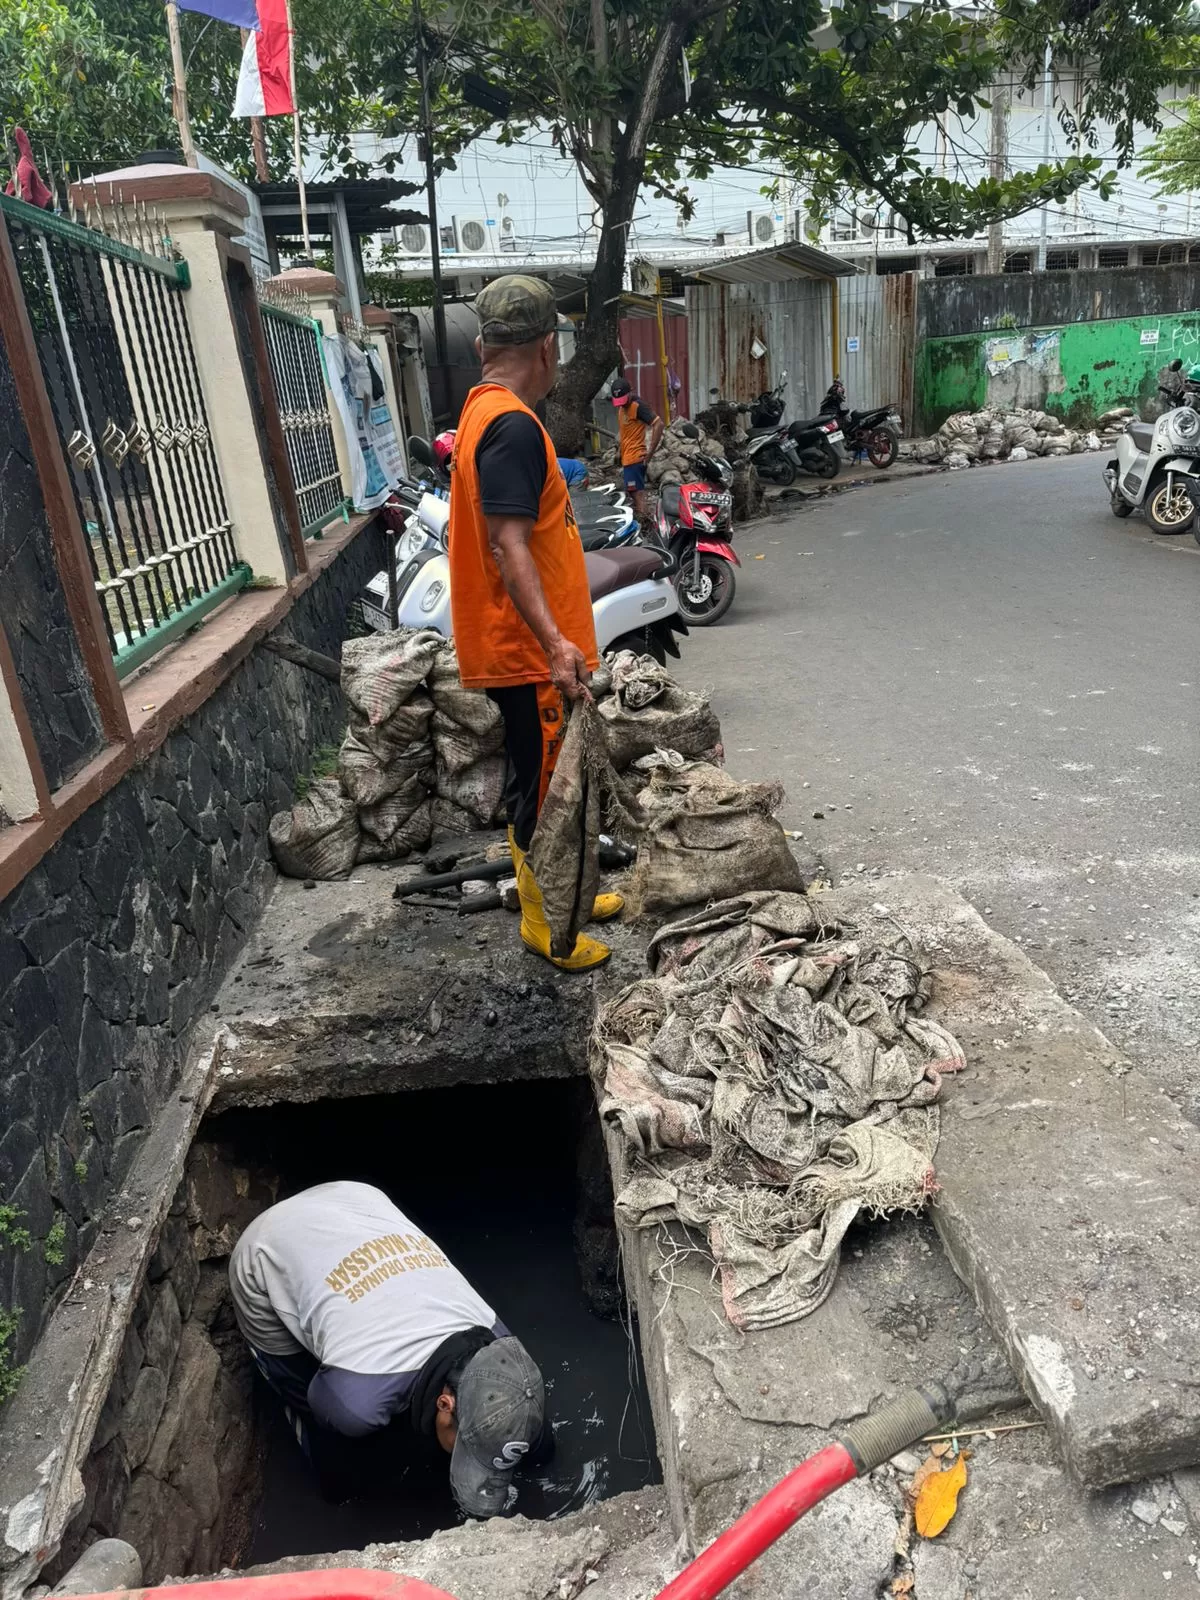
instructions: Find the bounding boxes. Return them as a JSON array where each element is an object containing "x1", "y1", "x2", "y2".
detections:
[
  {"x1": 474, "y1": 275, "x2": 568, "y2": 346},
  {"x1": 449, "y1": 1337, "x2": 546, "y2": 1518}
]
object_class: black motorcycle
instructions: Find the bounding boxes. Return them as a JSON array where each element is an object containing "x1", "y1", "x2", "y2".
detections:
[{"x1": 820, "y1": 378, "x2": 900, "y2": 468}]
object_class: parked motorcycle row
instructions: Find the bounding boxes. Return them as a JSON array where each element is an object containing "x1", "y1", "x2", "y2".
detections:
[
  {"x1": 358, "y1": 374, "x2": 898, "y2": 646},
  {"x1": 707, "y1": 373, "x2": 902, "y2": 488}
]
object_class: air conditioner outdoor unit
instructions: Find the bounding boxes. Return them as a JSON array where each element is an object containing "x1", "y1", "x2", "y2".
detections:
[
  {"x1": 454, "y1": 215, "x2": 491, "y2": 253},
  {"x1": 498, "y1": 215, "x2": 518, "y2": 253},
  {"x1": 396, "y1": 222, "x2": 430, "y2": 255},
  {"x1": 748, "y1": 210, "x2": 783, "y2": 247}
]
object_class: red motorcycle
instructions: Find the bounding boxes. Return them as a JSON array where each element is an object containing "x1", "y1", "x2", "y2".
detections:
[{"x1": 654, "y1": 452, "x2": 740, "y2": 625}]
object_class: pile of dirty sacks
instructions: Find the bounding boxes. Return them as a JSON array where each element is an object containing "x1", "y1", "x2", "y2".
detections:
[
  {"x1": 269, "y1": 629, "x2": 508, "y2": 880},
  {"x1": 593, "y1": 890, "x2": 966, "y2": 1330},
  {"x1": 899, "y1": 405, "x2": 1108, "y2": 468}
]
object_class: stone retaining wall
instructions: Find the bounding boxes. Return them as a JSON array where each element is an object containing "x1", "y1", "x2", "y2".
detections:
[
  {"x1": 49, "y1": 1135, "x2": 283, "y2": 1586},
  {"x1": 0, "y1": 527, "x2": 379, "y2": 1376}
]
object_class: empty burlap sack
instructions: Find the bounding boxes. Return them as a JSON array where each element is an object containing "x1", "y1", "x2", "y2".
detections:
[
  {"x1": 269, "y1": 779, "x2": 360, "y2": 878},
  {"x1": 595, "y1": 892, "x2": 965, "y2": 1328},
  {"x1": 624, "y1": 758, "x2": 802, "y2": 916},
  {"x1": 596, "y1": 652, "x2": 721, "y2": 771},
  {"x1": 529, "y1": 701, "x2": 638, "y2": 957}
]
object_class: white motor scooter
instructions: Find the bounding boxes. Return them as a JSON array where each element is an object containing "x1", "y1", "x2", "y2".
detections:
[
  {"x1": 1104, "y1": 405, "x2": 1200, "y2": 532},
  {"x1": 359, "y1": 493, "x2": 688, "y2": 663}
]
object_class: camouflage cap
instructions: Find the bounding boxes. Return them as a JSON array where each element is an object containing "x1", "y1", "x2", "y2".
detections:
[{"x1": 474, "y1": 275, "x2": 566, "y2": 345}]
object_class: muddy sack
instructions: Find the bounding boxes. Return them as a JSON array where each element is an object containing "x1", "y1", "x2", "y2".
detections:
[
  {"x1": 428, "y1": 643, "x2": 508, "y2": 830},
  {"x1": 624, "y1": 757, "x2": 802, "y2": 916},
  {"x1": 268, "y1": 778, "x2": 360, "y2": 878},
  {"x1": 596, "y1": 652, "x2": 721, "y2": 771},
  {"x1": 529, "y1": 701, "x2": 637, "y2": 957}
]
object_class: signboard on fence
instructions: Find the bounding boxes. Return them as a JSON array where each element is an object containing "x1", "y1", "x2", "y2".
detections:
[
  {"x1": 846, "y1": 335, "x2": 860, "y2": 353},
  {"x1": 323, "y1": 336, "x2": 403, "y2": 510},
  {"x1": 1140, "y1": 328, "x2": 1161, "y2": 346}
]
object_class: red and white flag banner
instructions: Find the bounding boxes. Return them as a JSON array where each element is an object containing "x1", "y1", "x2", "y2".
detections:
[{"x1": 233, "y1": 0, "x2": 295, "y2": 118}]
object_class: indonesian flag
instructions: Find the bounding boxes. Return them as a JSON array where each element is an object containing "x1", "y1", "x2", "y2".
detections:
[{"x1": 233, "y1": 0, "x2": 296, "y2": 117}]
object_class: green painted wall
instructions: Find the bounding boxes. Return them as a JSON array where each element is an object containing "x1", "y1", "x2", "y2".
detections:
[{"x1": 916, "y1": 309, "x2": 1200, "y2": 432}]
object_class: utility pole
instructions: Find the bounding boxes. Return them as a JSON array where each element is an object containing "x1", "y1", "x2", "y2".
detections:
[
  {"x1": 240, "y1": 30, "x2": 271, "y2": 182},
  {"x1": 414, "y1": 0, "x2": 449, "y2": 415},
  {"x1": 987, "y1": 80, "x2": 1009, "y2": 275},
  {"x1": 1036, "y1": 45, "x2": 1053, "y2": 272}
]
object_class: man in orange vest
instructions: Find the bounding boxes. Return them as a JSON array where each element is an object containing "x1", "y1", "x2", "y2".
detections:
[
  {"x1": 448, "y1": 276, "x2": 622, "y2": 971},
  {"x1": 609, "y1": 376, "x2": 663, "y2": 521}
]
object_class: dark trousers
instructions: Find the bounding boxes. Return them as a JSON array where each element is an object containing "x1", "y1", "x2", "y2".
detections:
[{"x1": 487, "y1": 683, "x2": 565, "y2": 851}]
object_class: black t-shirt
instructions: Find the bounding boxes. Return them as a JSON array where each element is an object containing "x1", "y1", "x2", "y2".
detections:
[{"x1": 476, "y1": 412, "x2": 547, "y2": 520}]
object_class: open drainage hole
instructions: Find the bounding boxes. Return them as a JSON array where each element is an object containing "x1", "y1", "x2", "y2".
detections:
[{"x1": 203, "y1": 1078, "x2": 660, "y2": 1564}]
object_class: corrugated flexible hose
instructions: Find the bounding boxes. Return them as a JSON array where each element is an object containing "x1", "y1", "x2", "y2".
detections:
[{"x1": 651, "y1": 1381, "x2": 959, "y2": 1600}]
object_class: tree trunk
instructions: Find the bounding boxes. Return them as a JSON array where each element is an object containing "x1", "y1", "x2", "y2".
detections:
[
  {"x1": 545, "y1": 155, "x2": 642, "y2": 455},
  {"x1": 545, "y1": 11, "x2": 690, "y2": 456}
]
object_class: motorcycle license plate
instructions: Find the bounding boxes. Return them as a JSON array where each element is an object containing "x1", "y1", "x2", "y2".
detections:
[
  {"x1": 826, "y1": 430, "x2": 844, "y2": 444},
  {"x1": 361, "y1": 600, "x2": 390, "y2": 632}
]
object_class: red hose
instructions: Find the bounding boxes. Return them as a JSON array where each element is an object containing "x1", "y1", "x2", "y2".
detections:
[{"x1": 652, "y1": 1442, "x2": 859, "y2": 1600}]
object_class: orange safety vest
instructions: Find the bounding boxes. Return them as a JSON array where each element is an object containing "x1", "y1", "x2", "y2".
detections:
[
  {"x1": 618, "y1": 399, "x2": 652, "y2": 466},
  {"x1": 448, "y1": 384, "x2": 598, "y2": 689}
]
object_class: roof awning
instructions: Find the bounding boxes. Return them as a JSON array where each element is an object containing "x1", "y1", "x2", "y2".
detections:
[{"x1": 691, "y1": 240, "x2": 857, "y2": 283}]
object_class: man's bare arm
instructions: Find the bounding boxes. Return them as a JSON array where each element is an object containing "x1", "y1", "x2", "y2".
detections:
[
  {"x1": 647, "y1": 416, "x2": 665, "y2": 457},
  {"x1": 487, "y1": 514, "x2": 592, "y2": 701}
]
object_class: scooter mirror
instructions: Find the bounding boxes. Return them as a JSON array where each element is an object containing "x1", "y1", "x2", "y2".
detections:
[{"x1": 408, "y1": 436, "x2": 435, "y2": 469}]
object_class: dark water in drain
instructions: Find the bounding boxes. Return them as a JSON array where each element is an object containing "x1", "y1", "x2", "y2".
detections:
[{"x1": 217, "y1": 1081, "x2": 658, "y2": 1563}]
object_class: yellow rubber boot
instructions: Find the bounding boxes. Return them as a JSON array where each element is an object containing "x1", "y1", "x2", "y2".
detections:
[
  {"x1": 509, "y1": 846, "x2": 611, "y2": 972},
  {"x1": 508, "y1": 828, "x2": 624, "y2": 925}
]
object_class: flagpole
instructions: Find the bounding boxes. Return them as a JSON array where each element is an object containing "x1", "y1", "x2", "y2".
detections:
[
  {"x1": 165, "y1": 1, "x2": 199, "y2": 168},
  {"x1": 292, "y1": 109, "x2": 312, "y2": 259}
]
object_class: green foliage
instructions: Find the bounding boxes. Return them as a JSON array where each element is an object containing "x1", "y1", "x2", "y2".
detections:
[
  {"x1": 1139, "y1": 98, "x2": 1200, "y2": 194},
  {"x1": 44, "y1": 1213, "x2": 66, "y2": 1268},
  {"x1": 0, "y1": 1204, "x2": 32, "y2": 1255},
  {"x1": 0, "y1": 1311, "x2": 23, "y2": 1406},
  {"x1": 0, "y1": 0, "x2": 170, "y2": 174},
  {"x1": 294, "y1": 742, "x2": 342, "y2": 799}
]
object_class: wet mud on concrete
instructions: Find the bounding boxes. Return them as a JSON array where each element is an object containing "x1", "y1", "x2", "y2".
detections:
[{"x1": 200, "y1": 1080, "x2": 658, "y2": 1564}]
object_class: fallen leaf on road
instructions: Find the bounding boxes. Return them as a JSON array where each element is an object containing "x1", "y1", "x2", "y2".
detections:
[
  {"x1": 890, "y1": 1576, "x2": 915, "y2": 1596},
  {"x1": 915, "y1": 1453, "x2": 968, "y2": 1539},
  {"x1": 930, "y1": 1441, "x2": 952, "y2": 1457},
  {"x1": 907, "y1": 1454, "x2": 944, "y2": 1502},
  {"x1": 754, "y1": 553, "x2": 765, "y2": 560}
]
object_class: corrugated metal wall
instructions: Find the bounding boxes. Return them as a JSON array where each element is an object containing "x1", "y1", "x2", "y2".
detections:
[
  {"x1": 686, "y1": 279, "x2": 832, "y2": 420},
  {"x1": 686, "y1": 274, "x2": 917, "y2": 430},
  {"x1": 838, "y1": 274, "x2": 916, "y2": 429}
]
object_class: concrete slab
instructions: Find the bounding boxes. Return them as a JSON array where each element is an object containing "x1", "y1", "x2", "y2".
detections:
[
  {"x1": 911, "y1": 1449, "x2": 1199, "y2": 1599},
  {"x1": 209, "y1": 863, "x2": 644, "y2": 1110},
  {"x1": 225, "y1": 1488, "x2": 678, "y2": 1600},
  {"x1": 830, "y1": 875, "x2": 1200, "y2": 1490}
]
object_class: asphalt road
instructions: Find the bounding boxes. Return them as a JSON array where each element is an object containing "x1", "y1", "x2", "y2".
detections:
[{"x1": 674, "y1": 454, "x2": 1200, "y2": 1114}]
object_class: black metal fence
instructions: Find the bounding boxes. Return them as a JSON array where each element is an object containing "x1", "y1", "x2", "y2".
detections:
[
  {"x1": 259, "y1": 296, "x2": 347, "y2": 538},
  {"x1": 1, "y1": 193, "x2": 248, "y2": 677}
]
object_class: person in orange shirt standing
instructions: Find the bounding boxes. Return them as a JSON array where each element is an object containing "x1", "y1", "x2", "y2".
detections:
[
  {"x1": 609, "y1": 376, "x2": 663, "y2": 522},
  {"x1": 448, "y1": 275, "x2": 622, "y2": 971}
]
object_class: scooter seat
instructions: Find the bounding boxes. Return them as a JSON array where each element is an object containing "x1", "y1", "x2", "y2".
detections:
[
  {"x1": 1127, "y1": 420, "x2": 1156, "y2": 452},
  {"x1": 585, "y1": 548, "x2": 668, "y2": 601},
  {"x1": 659, "y1": 483, "x2": 682, "y2": 519}
]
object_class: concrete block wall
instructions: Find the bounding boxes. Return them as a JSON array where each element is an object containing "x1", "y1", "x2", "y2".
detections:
[{"x1": 0, "y1": 530, "x2": 379, "y2": 1377}]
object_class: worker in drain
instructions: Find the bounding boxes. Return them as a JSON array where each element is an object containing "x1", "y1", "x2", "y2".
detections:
[
  {"x1": 448, "y1": 273, "x2": 622, "y2": 972},
  {"x1": 229, "y1": 1180, "x2": 549, "y2": 1518}
]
